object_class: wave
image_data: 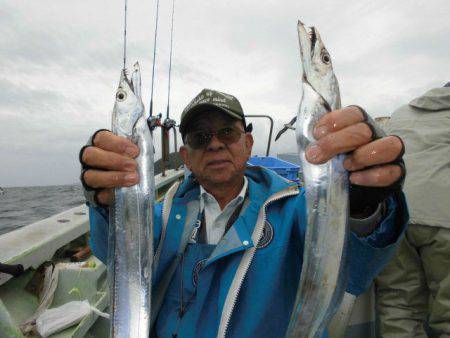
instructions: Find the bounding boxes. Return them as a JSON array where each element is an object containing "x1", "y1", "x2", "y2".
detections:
[{"x1": 0, "y1": 184, "x2": 84, "y2": 235}]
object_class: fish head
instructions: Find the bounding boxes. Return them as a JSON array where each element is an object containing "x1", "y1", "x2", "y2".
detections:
[
  {"x1": 112, "y1": 62, "x2": 145, "y2": 136},
  {"x1": 297, "y1": 21, "x2": 341, "y2": 110}
]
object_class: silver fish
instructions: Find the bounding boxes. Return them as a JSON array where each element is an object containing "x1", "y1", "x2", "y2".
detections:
[
  {"x1": 109, "y1": 62, "x2": 155, "y2": 337},
  {"x1": 285, "y1": 21, "x2": 349, "y2": 337}
]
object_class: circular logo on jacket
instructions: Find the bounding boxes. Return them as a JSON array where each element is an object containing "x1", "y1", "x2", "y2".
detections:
[
  {"x1": 257, "y1": 220, "x2": 274, "y2": 249},
  {"x1": 192, "y1": 258, "x2": 207, "y2": 288}
]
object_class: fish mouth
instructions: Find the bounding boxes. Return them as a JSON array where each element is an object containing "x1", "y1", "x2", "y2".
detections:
[
  {"x1": 297, "y1": 20, "x2": 316, "y2": 53},
  {"x1": 130, "y1": 62, "x2": 142, "y2": 99},
  {"x1": 119, "y1": 62, "x2": 141, "y2": 96},
  {"x1": 122, "y1": 69, "x2": 134, "y2": 92},
  {"x1": 309, "y1": 27, "x2": 317, "y2": 51},
  {"x1": 297, "y1": 20, "x2": 334, "y2": 111},
  {"x1": 297, "y1": 20, "x2": 314, "y2": 82}
]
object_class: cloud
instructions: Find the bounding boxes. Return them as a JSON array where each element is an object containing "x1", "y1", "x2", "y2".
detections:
[{"x1": 0, "y1": 0, "x2": 449, "y2": 186}]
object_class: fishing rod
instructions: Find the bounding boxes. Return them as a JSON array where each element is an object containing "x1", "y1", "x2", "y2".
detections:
[
  {"x1": 161, "y1": 0, "x2": 178, "y2": 176},
  {"x1": 123, "y1": 0, "x2": 128, "y2": 70},
  {"x1": 147, "y1": 0, "x2": 162, "y2": 130},
  {"x1": 165, "y1": 0, "x2": 176, "y2": 120}
]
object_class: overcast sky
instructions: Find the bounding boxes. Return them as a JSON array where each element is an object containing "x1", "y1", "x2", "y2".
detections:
[{"x1": 0, "y1": 0, "x2": 448, "y2": 187}]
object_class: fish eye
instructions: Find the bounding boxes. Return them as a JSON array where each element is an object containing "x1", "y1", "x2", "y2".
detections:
[
  {"x1": 116, "y1": 90, "x2": 127, "y2": 101},
  {"x1": 321, "y1": 50, "x2": 331, "y2": 64}
]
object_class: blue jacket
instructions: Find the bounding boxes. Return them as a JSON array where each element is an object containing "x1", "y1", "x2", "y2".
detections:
[{"x1": 89, "y1": 167, "x2": 408, "y2": 338}]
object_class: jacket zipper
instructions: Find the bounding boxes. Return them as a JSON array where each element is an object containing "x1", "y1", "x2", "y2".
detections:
[{"x1": 218, "y1": 185, "x2": 299, "y2": 338}]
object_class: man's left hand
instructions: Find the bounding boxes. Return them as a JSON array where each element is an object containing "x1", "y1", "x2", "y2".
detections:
[
  {"x1": 305, "y1": 105, "x2": 405, "y2": 216},
  {"x1": 305, "y1": 106, "x2": 403, "y2": 187}
]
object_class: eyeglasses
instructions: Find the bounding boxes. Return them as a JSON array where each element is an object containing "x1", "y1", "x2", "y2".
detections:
[{"x1": 185, "y1": 127, "x2": 245, "y2": 149}]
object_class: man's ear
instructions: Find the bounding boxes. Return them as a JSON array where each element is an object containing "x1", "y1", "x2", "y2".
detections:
[
  {"x1": 179, "y1": 145, "x2": 191, "y2": 170},
  {"x1": 245, "y1": 133, "x2": 254, "y2": 154}
]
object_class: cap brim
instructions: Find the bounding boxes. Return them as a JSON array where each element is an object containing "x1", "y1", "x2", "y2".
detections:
[{"x1": 180, "y1": 103, "x2": 244, "y2": 134}]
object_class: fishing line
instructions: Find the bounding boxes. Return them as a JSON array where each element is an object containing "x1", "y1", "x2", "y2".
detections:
[
  {"x1": 165, "y1": 0, "x2": 176, "y2": 119},
  {"x1": 149, "y1": 0, "x2": 161, "y2": 117},
  {"x1": 123, "y1": 0, "x2": 128, "y2": 70}
]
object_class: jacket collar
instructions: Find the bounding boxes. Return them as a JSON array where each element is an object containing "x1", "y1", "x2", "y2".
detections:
[{"x1": 174, "y1": 166, "x2": 296, "y2": 204}]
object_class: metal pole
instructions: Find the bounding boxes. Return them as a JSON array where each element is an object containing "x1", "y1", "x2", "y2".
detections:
[{"x1": 244, "y1": 114, "x2": 274, "y2": 156}]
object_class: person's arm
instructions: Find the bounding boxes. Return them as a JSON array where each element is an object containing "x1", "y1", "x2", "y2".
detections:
[
  {"x1": 346, "y1": 192, "x2": 408, "y2": 295},
  {"x1": 88, "y1": 203, "x2": 163, "y2": 264},
  {"x1": 78, "y1": 129, "x2": 160, "y2": 263},
  {"x1": 293, "y1": 188, "x2": 408, "y2": 296},
  {"x1": 304, "y1": 105, "x2": 408, "y2": 294}
]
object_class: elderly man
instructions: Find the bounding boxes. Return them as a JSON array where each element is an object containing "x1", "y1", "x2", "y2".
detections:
[{"x1": 80, "y1": 89, "x2": 408, "y2": 337}]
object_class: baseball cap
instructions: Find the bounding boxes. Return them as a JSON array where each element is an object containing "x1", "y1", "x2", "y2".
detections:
[{"x1": 179, "y1": 89, "x2": 246, "y2": 135}]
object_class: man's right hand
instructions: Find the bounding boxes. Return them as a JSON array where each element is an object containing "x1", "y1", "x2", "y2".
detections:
[{"x1": 80, "y1": 130, "x2": 140, "y2": 206}]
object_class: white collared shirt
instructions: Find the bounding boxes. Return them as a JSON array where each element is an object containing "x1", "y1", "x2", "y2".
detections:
[{"x1": 199, "y1": 177, "x2": 248, "y2": 245}]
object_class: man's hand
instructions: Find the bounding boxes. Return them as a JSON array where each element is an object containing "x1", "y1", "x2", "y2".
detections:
[
  {"x1": 306, "y1": 106, "x2": 403, "y2": 186},
  {"x1": 305, "y1": 106, "x2": 404, "y2": 215},
  {"x1": 80, "y1": 130, "x2": 140, "y2": 206}
]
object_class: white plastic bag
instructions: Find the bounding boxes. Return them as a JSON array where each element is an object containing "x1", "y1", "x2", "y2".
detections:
[{"x1": 36, "y1": 300, "x2": 109, "y2": 337}]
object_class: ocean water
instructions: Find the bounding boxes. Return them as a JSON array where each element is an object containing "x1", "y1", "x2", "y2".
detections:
[{"x1": 0, "y1": 184, "x2": 85, "y2": 235}]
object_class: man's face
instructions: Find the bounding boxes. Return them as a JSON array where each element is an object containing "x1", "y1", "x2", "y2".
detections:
[{"x1": 180, "y1": 111, "x2": 254, "y2": 187}]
